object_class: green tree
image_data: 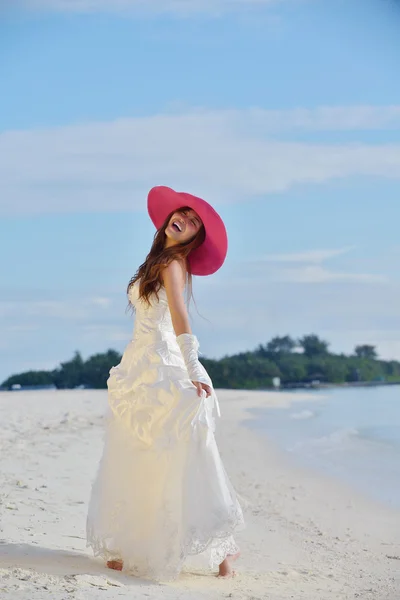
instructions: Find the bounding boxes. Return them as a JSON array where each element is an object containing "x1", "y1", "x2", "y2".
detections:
[
  {"x1": 355, "y1": 359, "x2": 384, "y2": 382},
  {"x1": 382, "y1": 360, "x2": 400, "y2": 381},
  {"x1": 202, "y1": 354, "x2": 280, "y2": 389},
  {"x1": 83, "y1": 350, "x2": 122, "y2": 389},
  {"x1": 266, "y1": 335, "x2": 297, "y2": 354},
  {"x1": 320, "y1": 357, "x2": 349, "y2": 383},
  {"x1": 2, "y1": 333, "x2": 400, "y2": 390},
  {"x1": 299, "y1": 334, "x2": 329, "y2": 358},
  {"x1": 1, "y1": 370, "x2": 55, "y2": 389},
  {"x1": 354, "y1": 345, "x2": 377, "y2": 360},
  {"x1": 52, "y1": 351, "x2": 84, "y2": 389},
  {"x1": 277, "y1": 355, "x2": 307, "y2": 383}
]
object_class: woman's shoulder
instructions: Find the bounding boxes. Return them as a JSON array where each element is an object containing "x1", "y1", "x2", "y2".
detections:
[
  {"x1": 127, "y1": 279, "x2": 140, "y2": 304},
  {"x1": 161, "y1": 259, "x2": 187, "y2": 286},
  {"x1": 160, "y1": 260, "x2": 188, "y2": 302}
]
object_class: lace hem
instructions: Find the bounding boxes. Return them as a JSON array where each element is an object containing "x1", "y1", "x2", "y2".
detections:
[
  {"x1": 86, "y1": 492, "x2": 245, "y2": 581},
  {"x1": 87, "y1": 520, "x2": 243, "y2": 582}
]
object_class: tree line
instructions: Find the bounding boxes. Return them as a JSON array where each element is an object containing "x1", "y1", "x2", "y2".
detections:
[{"x1": 1, "y1": 335, "x2": 400, "y2": 391}]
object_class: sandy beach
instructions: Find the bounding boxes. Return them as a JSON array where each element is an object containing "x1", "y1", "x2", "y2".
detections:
[{"x1": 0, "y1": 388, "x2": 399, "y2": 600}]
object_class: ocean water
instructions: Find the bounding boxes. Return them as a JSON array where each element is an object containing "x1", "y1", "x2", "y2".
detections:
[{"x1": 249, "y1": 386, "x2": 400, "y2": 508}]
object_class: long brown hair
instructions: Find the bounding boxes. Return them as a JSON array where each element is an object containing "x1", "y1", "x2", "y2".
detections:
[{"x1": 127, "y1": 206, "x2": 206, "y2": 308}]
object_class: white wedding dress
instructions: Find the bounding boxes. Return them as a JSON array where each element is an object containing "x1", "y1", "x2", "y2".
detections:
[{"x1": 86, "y1": 280, "x2": 245, "y2": 581}]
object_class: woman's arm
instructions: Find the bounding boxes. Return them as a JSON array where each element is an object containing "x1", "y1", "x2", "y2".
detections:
[
  {"x1": 162, "y1": 259, "x2": 191, "y2": 336},
  {"x1": 162, "y1": 259, "x2": 212, "y2": 398}
]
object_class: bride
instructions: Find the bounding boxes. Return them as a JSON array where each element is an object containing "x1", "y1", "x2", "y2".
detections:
[{"x1": 86, "y1": 185, "x2": 245, "y2": 581}]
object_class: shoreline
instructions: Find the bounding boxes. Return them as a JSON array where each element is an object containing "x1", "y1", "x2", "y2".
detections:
[
  {"x1": 245, "y1": 385, "x2": 400, "y2": 512},
  {"x1": 281, "y1": 380, "x2": 400, "y2": 390},
  {"x1": 0, "y1": 389, "x2": 399, "y2": 599},
  {"x1": 3, "y1": 379, "x2": 400, "y2": 394}
]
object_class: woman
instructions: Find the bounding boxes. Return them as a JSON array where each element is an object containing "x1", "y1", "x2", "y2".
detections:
[{"x1": 86, "y1": 186, "x2": 245, "y2": 581}]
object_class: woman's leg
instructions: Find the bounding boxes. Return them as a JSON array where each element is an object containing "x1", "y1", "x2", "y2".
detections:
[
  {"x1": 107, "y1": 559, "x2": 123, "y2": 571},
  {"x1": 217, "y1": 551, "x2": 240, "y2": 578}
]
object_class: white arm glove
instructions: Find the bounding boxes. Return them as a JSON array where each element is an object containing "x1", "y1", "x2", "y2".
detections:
[{"x1": 176, "y1": 333, "x2": 212, "y2": 387}]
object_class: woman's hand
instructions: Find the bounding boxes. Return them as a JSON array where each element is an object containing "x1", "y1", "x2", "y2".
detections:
[{"x1": 192, "y1": 381, "x2": 212, "y2": 398}]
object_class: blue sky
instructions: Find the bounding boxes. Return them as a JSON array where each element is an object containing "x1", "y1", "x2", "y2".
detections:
[{"x1": 1, "y1": 0, "x2": 400, "y2": 382}]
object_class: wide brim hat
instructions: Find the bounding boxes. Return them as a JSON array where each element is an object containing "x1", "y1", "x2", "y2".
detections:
[{"x1": 147, "y1": 186, "x2": 228, "y2": 276}]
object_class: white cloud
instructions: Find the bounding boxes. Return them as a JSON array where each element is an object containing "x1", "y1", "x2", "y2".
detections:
[
  {"x1": 3, "y1": 324, "x2": 40, "y2": 333},
  {"x1": 1, "y1": 107, "x2": 400, "y2": 216},
  {"x1": 235, "y1": 246, "x2": 388, "y2": 284},
  {"x1": 90, "y1": 297, "x2": 113, "y2": 309},
  {"x1": 82, "y1": 324, "x2": 131, "y2": 342},
  {"x1": 261, "y1": 247, "x2": 355, "y2": 264},
  {"x1": 246, "y1": 105, "x2": 400, "y2": 133},
  {"x1": 11, "y1": 0, "x2": 284, "y2": 16},
  {"x1": 270, "y1": 265, "x2": 388, "y2": 284},
  {"x1": 0, "y1": 296, "x2": 114, "y2": 319}
]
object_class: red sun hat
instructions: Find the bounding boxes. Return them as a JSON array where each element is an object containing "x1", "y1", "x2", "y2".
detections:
[{"x1": 147, "y1": 186, "x2": 228, "y2": 276}]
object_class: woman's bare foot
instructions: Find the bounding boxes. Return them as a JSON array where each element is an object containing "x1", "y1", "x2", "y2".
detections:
[
  {"x1": 217, "y1": 551, "x2": 240, "y2": 578},
  {"x1": 107, "y1": 559, "x2": 123, "y2": 571}
]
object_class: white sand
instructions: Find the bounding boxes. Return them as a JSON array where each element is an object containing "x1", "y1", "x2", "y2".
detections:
[{"x1": 0, "y1": 389, "x2": 399, "y2": 600}]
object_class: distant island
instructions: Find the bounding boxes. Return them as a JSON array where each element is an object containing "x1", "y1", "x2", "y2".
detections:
[{"x1": 2, "y1": 334, "x2": 400, "y2": 392}]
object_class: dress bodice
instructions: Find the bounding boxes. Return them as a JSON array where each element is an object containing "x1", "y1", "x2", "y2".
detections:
[{"x1": 128, "y1": 280, "x2": 175, "y2": 343}]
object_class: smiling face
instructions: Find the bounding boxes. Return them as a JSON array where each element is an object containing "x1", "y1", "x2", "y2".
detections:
[{"x1": 164, "y1": 207, "x2": 203, "y2": 246}]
